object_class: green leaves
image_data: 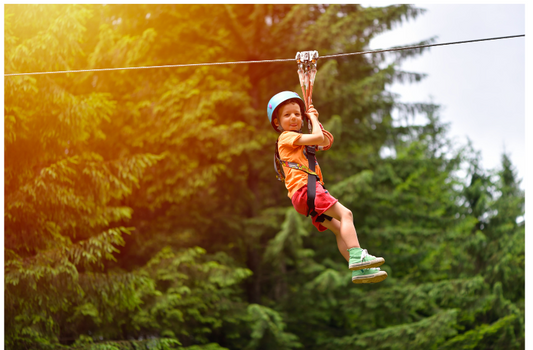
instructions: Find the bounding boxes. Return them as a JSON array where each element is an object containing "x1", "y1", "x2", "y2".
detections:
[
  {"x1": 246, "y1": 304, "x2": 302, "y2": 350},
  {"x1": 263, "y1": 208, "x2": 312, "y2": 267},
  {"x1": 131, "y1": 247, "x2": 252, "y2": 345},
  {"x1": 328, "y1": 309, "x2": 459, "y2": 350}
]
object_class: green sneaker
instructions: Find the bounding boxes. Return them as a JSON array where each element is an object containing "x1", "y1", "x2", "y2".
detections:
[
  {"x1": 348, "y1": 248, "x2": 385, "y2": 271},
  {"x1": 352, "y1": 267, "x2": 388, "y2": 284}
]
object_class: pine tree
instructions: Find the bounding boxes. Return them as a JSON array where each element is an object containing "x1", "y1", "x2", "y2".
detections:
[{"x1": 5, "y1": 5, "x2": 252, "y2": 349}]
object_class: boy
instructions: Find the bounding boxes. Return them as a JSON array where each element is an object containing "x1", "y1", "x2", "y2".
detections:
[{"x1": 267, "y1": 91, "x2": 387, "y2": 284}]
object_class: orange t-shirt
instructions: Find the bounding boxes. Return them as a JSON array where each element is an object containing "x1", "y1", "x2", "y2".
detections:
[{"x1": 278, "y1": 131, "x2": 325, "y2": 198}]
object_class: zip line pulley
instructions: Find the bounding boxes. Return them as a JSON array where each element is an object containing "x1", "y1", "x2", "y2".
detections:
[
  {"x1": 294, "y1": 50, "x2": 333, "y2": 147},
  {"x1": 295, "y1": 50, "x2": 319, "y2": 112}
]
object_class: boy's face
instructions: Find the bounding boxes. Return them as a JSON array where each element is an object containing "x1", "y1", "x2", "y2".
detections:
[{"x1": 274, "y1": 102, "x2": 303, "y2": 132}]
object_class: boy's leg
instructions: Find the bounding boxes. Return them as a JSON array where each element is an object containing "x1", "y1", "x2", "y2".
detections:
[
  {"x1": 320, "y1": 218, "x2": 349, "y2": 262},
  {"x1": 322, "y1": 202, "x2": 360, "y2": 249}
]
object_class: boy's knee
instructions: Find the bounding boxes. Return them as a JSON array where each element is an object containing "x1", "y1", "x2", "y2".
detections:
[{"x1": 342, "y1": 208, "x2": 353, "y2": 220}]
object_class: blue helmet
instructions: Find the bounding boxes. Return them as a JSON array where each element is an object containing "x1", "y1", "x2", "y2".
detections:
[{"x1": 267, "y1": 91, "x2": 306, "y2": 132}]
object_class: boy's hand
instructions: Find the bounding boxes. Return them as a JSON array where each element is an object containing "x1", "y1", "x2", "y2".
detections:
[
  {"x1": 295, "y1": 105, "x2": 325, "y2": 146},
  {"x1": 306, "y1": 105, "x2": 319, "y2": 121}
]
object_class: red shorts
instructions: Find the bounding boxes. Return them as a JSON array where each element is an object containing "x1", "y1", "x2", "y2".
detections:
[{"x1": 291, "y1": 182, "x2": 338, "y2": 232}]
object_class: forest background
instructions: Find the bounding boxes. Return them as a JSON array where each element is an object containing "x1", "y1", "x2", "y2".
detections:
[{"x1": 4, "y1": 4, "x2": 525, "y2": 350}]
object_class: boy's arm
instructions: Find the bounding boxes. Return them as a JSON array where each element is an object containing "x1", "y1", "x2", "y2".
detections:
[
  {"x1": 294, "y1": 105, "x2": 325, "y2": 146},
  {"x1": 317, "y1": 126, "x2": 333, "y2": 147}
]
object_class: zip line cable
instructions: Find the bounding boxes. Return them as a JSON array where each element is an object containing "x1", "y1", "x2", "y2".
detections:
[
  {"x1": 4, "y1": 34, "x2": 524, "y2": 77},
  {"x1": 321, "y1": 34, "x2": 525, "y2": 59}
]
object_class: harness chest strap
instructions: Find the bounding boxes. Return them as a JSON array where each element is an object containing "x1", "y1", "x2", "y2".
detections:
[{"x1": 280, "y1": 159, "x2": 319, "y2": 177}]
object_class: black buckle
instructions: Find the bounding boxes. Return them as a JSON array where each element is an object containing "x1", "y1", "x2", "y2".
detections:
[{"x1": 315, "y1": 214, "x2": 332, "y2": 223}]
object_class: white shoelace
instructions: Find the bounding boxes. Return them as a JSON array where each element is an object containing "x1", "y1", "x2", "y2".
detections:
[
  {"x1": 361, "y1": 249, "x2": 370, "y2": 262},
  {"x1": 360, "y1": 249, "x2": 380, "y2": 271}
]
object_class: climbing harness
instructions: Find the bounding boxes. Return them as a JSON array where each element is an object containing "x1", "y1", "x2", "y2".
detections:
[{"x1": 267, "y1": 51, "x2": 335, "y2": 222}]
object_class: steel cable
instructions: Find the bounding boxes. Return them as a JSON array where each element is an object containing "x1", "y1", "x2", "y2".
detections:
[{"x1": 4, "y1": 34, "x2": 524, "y2": 77}]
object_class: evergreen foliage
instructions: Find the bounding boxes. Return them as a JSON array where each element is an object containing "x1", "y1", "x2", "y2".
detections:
[{"x1": 5, "y1": 4, "x2": 524, "y2": 349}]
